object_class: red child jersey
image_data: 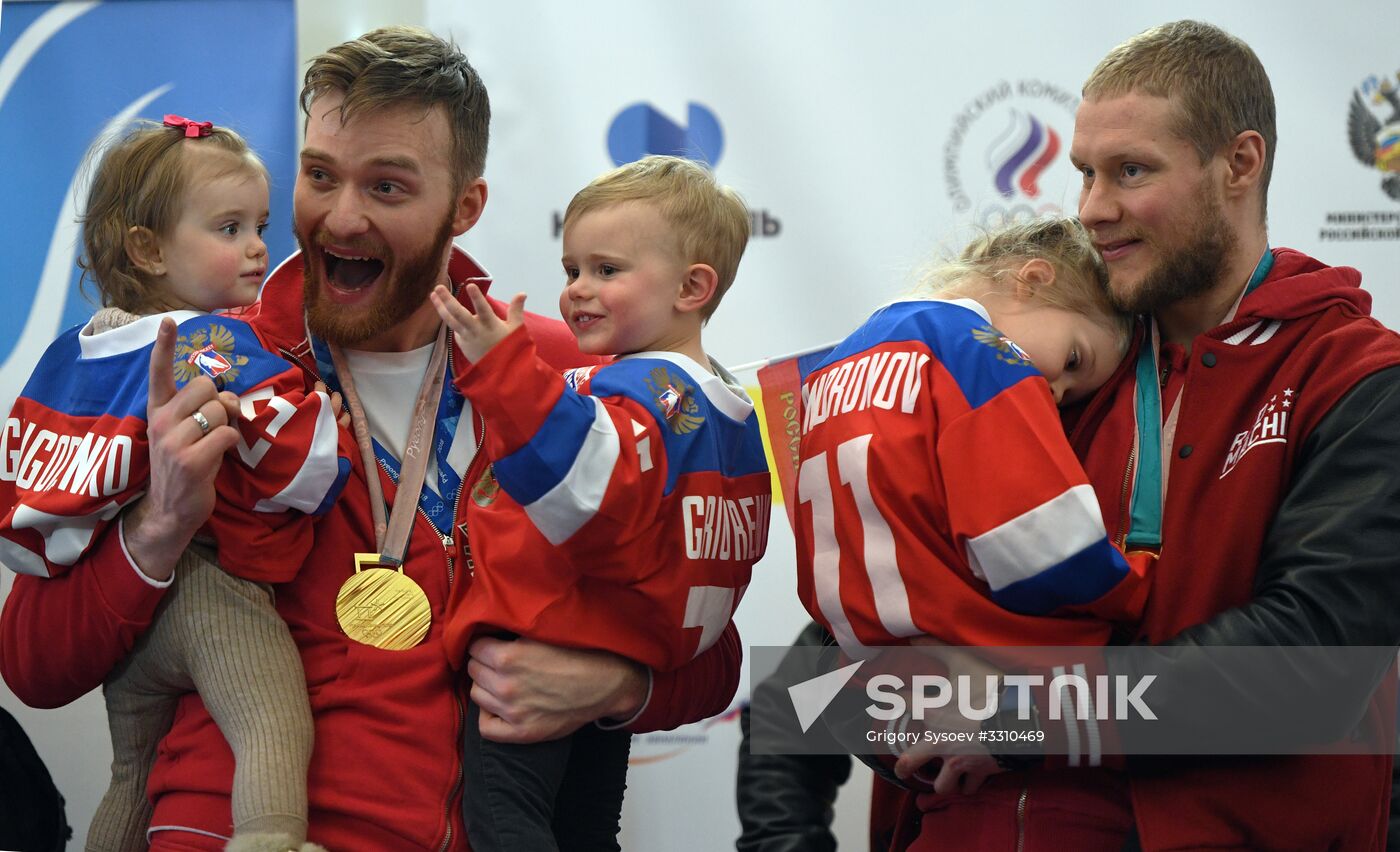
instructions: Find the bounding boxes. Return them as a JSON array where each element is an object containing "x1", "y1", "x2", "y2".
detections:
[
  {"x1": 795, "y1": 299, "x2": 1145, "y2": 655},
  {"x1": 0, "y1": 310, "x2": 351, "y2": 583},
  {"x1": 446, "y1": 328, "x2": 771, "y2": 672}
]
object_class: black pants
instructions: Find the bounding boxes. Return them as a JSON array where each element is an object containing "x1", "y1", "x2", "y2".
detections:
[{"x1": 462, "y1": 701, "x2": 632, "y2": 852}]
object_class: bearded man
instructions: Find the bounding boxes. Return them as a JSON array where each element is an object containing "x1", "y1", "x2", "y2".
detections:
[{"x1": 0, "y1": 26, "x2": 740, "y2": 850}]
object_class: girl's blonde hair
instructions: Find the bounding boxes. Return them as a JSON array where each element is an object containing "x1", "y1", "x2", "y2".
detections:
[
  {"x1": 78, "y1": 120, "x2": 267, "y2": 313},
  {"x1": 923, "y1": 216, "x2": 1130, "y2": 343}
]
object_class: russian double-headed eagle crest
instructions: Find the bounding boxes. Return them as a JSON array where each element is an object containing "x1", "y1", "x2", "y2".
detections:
[
  {"x1": 645, "y1": 366, "x2": 704, "y2": 434},
  {"x1": 471, "y1": 464, "x2": 500, "y2": 507},
  {"x1": 1348, "y1": 72, "x2": 1400, "y2": 200},
  {"x1": 972, "y1": 325, "x2": 1033, "y2": 367},
  {"x1": 173, "y1": 323, "x2": 249, "y2": 388}
]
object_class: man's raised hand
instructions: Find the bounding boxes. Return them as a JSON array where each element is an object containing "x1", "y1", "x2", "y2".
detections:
[{"x1": 123, "y1": 318, "x2": 240, "y2": 581}]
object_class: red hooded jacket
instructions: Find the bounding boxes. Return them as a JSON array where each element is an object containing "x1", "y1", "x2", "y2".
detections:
[{"x1": 1070, "y1": 248, "x2": 1400, "y2": 851}]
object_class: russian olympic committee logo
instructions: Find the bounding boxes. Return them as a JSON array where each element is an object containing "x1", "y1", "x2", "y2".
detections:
[{"x1": 943, "y1": 79, "x2": 1079, "y2": 228}]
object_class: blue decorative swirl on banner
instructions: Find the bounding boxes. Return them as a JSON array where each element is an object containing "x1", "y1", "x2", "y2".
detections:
[{"x1": 0, "y1": 0, "x2": 297, "y2": 407}]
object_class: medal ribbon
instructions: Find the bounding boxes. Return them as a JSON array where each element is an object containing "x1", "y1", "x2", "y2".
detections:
[
  {"x1": 366, "y1": 388, "x2": 464, "y2": 537},
  {"x1": 329, "y1": 323, "x2": 449, "y2": 566},
  {"x1": 1126, "y1": 247, "x2": 1274, "y2": 548}
]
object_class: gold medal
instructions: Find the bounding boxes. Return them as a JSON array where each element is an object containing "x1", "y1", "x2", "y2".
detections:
[
  {"x1": 335, "y1": 553, "x2": 432, "y2": 650},
  {"x1": 329, "y1": 326, "x2": 450, "y2": 652}
]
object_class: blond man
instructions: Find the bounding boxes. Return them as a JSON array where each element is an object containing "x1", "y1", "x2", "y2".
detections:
[
  {"x1": 881, "y1": 20, "x2": 1400, "y2": 852},
  {"x1": 1055, "y1": 19, "x2": 1398, "y2": 852}
]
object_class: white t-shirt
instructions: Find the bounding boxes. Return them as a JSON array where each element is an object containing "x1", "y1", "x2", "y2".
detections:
[{"x1": 341, "y1": 344, "x2": 480, "y2": 496}]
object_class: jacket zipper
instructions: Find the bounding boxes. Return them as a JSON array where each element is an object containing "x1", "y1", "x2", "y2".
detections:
[
  {"x1": 1015, "y1": 785, "x2": 1028, "y2": 852},
  {"x1": 311, "y1": 333, "x2": 488, "y2": 850},
  {"x1": 369, "y1": 407, "x2": 482, "y2": 851},
  {"x1": 437, "y1": 480, "x2": 468, "y2": 852},
  {"x1": 1114, "y1": 430, "x2": 1137, "y2": 550},
  {"x1": 376, "y1": 451, "x2": 464, "y2": 851},
  {"x1": 436, "y1": 396, "x2": 484, "y2": 850}
]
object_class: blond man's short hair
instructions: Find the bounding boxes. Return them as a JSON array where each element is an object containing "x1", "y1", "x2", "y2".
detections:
[
  {"x1": 565, "y1": 155, "x2": 750, "y2": 320},
  {"x1": 1083, "y1": 20, "x2": 1276, "y2": 220}
]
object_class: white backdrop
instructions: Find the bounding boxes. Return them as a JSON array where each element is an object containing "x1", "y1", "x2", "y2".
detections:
[
  {"x1": 3, "y1": 1, "x2": 1398, "y2": 849},
  {"x1": 426, "y1": 3, "x2": 1400, "y2": 848}
]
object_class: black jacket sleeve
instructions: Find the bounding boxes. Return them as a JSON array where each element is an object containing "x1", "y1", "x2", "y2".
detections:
[{"x1": 737, "y1": 622, "x2": 853, "y2": 852}]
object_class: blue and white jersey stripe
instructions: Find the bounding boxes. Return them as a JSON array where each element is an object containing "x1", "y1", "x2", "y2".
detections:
[
  {"x1": 492, "y1": 351, "x2": 765, "y2": 547},
  {"x1": 967, "y1": 484, "x2": 1129, "y2": 614}
]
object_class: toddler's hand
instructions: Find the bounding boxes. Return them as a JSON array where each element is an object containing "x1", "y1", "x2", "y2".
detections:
[
  {"x1": 430, "y1": 283, "x2": 526, "y2": 363},
  {"x1": 314, "y1": 380, "x2": 351, "y2": 429}
]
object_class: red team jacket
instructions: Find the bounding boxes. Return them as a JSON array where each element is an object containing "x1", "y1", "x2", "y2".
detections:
[
  {"x1": 0, "y1": 248, "x2": 743, "y2": 850},
  {"x1": 1069, "y1": 248, "x2": 1400, "y2": 851},
  {"x1": 795, "y1": 298, "x2": 1147, "y2": 850},
  {"x1": 795, "y1": 298, "x2": 1143, "y2": 651},
  {"x1": 444, "y1": 329, "x2": 770, "y2": 672},
  {"x1": 0, "y1": 311, "x2": 351, "y2": 583}
]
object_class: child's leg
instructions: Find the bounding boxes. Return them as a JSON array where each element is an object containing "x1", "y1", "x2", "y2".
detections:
[
  {"x1": 461, "y1": 700, "x2": 572, "y2": 852},
  {"x1": 167, "y1": 554, "x2": 315, "y2": 846},
  {"x1": 88, "y1": 627, "x2": 185, "y2": 852},
  {"x1": 551, "y1": 725, "x2": 631, "y2": 852}
]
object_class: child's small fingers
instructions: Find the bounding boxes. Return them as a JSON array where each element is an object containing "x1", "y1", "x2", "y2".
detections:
[
  {"x1": 464, "y1": 283, "x2": 495, "y2": 320},
  {"x1": 217, "y1": 391, "x2": 241, "y2": 421},
  {"x1": 431, "y1": 285, "x2": 473, "y2": 328},
  {"x1": 506, "y1": 293, "x2": 527, "y2": 325}
]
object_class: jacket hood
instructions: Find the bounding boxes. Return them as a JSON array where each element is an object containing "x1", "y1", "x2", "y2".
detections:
[{"x1": 1238, "y1": 248, "x2": 1371, "y2": 323}]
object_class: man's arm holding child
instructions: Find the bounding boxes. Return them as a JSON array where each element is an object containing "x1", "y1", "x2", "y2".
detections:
[{"x1": 470, "y1": 620, "x2": 741, "y2": 741}]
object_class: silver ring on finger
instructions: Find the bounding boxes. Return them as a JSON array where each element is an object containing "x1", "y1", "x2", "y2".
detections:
[{"x1": 191, "y1": 410, "x2": 212, "y2": 437}]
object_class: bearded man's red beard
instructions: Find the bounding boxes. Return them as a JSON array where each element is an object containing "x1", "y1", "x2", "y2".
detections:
[{"x1": 298, "y1": 215, "x2": 456, "y2": 347}]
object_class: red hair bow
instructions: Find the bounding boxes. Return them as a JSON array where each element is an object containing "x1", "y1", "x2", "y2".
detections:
[{"x1": 163, "y1": 114, "x2": 213, "y2": 138}]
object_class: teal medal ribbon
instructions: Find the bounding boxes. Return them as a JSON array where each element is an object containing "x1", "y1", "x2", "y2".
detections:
[{"x1": 1125, "y1": 248, "x2": 1274, "y2": 548}]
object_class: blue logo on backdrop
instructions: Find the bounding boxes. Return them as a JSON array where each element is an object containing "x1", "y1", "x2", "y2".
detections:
[
  {"x1": 552, "y1": 101, "x2": 780, "y2": 241},
  {"x1": 607, "y1": 102, "x2": 725, "y2": 166},
  {"x1": 0, "y1": 0, "x2": 297, "y2": 406}
]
